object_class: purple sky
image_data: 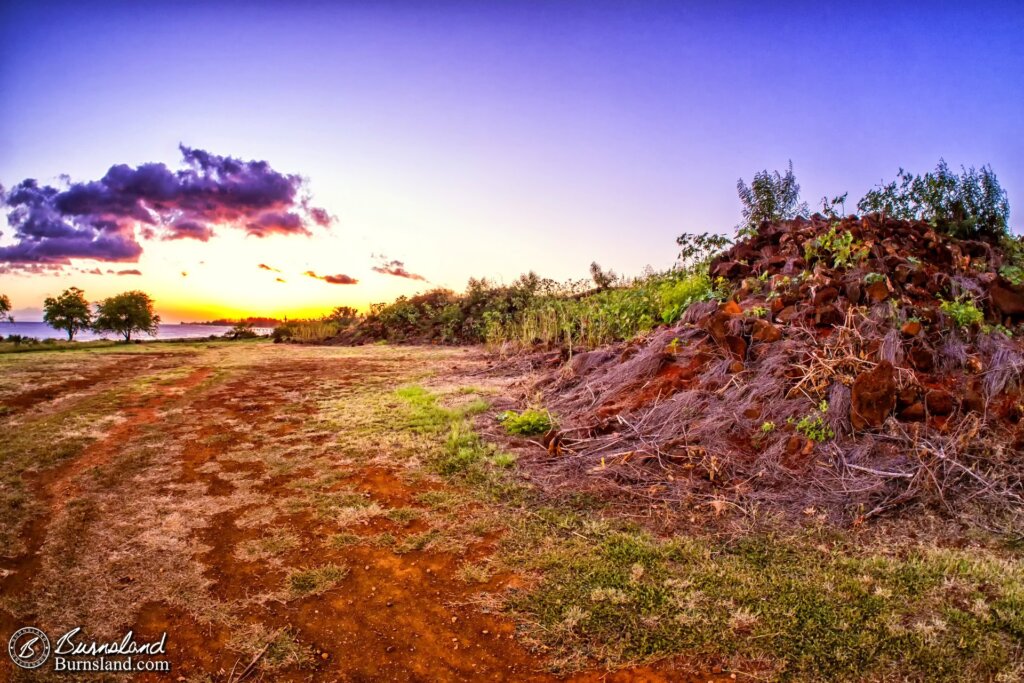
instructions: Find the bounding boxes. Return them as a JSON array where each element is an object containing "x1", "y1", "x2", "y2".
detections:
[{"x1": 1, "y1": 1, "x2": 1022, "y2": 320}]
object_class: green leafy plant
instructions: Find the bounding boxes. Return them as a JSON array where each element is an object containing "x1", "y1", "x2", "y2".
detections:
[
  {"x1": 760, "y1": 421, "x2": 776, "y2": 433},
  {"x1": 939, "y1": 297, "x2": 984, "y2": 329},
  {"x1": 736, "y1": 161, "x2": 809, "y2": 237},
  {"x1": 498, "y1": 409, "x2": 554, "y2": 436},
  {"x1": 857, "y1": 160, "x2": 1010, "y2": 239},
  {"x1": 747, "y1": 306, "x2": 768, "y2": 318},
  {"x1": 804, "y1": 228, "x2": 868, "y2": 269},
  {"x1": 675, "y1": 232, "x2": 731, "y2": 271},
  {"x1": 792, "y1": 401, "x2": 834, "y2": 443},
  {"x1": 863, "y1": 272, "x2": 885, "y2": 285}
]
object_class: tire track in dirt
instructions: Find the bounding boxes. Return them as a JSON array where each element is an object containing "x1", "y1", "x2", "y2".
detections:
[
  {"x1": 125, "y1": 348, "x2": 726, "y2": 682},
  {"x1": 0, "y1": 365, "x2": 213, "y2": 648}
]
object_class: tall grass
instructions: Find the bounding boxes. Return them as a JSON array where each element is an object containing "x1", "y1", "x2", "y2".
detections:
[{"x1": 486, "y1": 271, "x2": 716, "y2": 349}]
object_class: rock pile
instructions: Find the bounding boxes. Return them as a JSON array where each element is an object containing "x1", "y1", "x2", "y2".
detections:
[{"x1": 529, "y1": 215, "x2": 1024, "y2": 526}]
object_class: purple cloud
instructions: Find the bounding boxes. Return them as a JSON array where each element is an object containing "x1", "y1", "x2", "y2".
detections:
[
  {"x1": 305, "y1": 270, "x2": 358, "y2": 285},
  {"x1": 0, "y1": 145, "x2": 333, "y2": 267},
  {"x1": 372, "y1": 258, "x2": 426, "y2": 281}
]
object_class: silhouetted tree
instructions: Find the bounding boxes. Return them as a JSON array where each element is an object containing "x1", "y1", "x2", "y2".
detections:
[
  {"x1": 43, "y1": 287, "x2": 92, "y2": 341},
  {"x1": 93, "y1": 291, "x2": 160, "y2": 341},
  {"x1": 0, "y1": 293, "x2": 11, "y2": 322}
]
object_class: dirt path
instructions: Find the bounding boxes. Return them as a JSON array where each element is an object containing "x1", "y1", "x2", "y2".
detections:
[{"x1": 0, "y1": 344, "x2": 719, "y2": 682}]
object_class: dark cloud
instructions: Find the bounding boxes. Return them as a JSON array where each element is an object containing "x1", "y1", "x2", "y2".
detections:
[
  {"x1": 305, "y1": 270, "x2": 358, "y2": 285},
  {"x1": 371, "y1": 258, "x2": 426, "y2": 281},
  {"x1": 116, "y1": 269, "x2": 142, "y2": 276},
  {"x1": 276, "y1": 277, "x2": 286, "y2": 283},
  {"x1": 258, "y1": 263, "x2": 281, "y2": 272},
  {"x1": 0, "y1": 145, "x2": 333, "y2": 267}
]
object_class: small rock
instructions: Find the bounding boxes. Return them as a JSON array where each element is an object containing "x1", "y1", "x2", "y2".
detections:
[
  {"x1": 751, "y1": 319, "x2": 782, "y2": 343},
  {"x1": 814, "y1": 304, "x2": 844, "y2": 327},
  {"x1": 925, "y1": 388, "x2": 955, "y2": 416},
  {"x1": 851, "y1": 360, "x2": 897, "y2": 430},
  {"x1": 899, "y1": 402, "x2": 926, "y2": 422},
  {"x1": 865, "y1": 280, "x2": 890, "y2": 303},
  {"x1": 722, "y1": 300, "x2": 743, "y2": 316},
  {"x1": 901, "y1": 320, "x2": 921, "y2": 337},
  {"x1": 991, "y1": 284, "x2": 1024, "y2": 317}
]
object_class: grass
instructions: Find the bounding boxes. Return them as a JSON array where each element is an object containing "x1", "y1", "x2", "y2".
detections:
[
  {"x1": 501, "y1": 516, "x2": 1023, "y2": 679},
  {"x1": 387, "y1": 385, "x2": 1024, "y2": 681},
  {"x1": 286, "y1": 564, "x2": 350, "y2": 597}
]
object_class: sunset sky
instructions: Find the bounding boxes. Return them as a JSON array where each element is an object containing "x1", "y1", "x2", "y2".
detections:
[{"x1": 1, "y1": 1, "x2": 1022, "y2": 322}]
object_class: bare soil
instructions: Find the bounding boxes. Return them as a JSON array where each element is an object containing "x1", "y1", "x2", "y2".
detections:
[{"x1": 0, "y1": 344, "x2": 723, "y2": 682}]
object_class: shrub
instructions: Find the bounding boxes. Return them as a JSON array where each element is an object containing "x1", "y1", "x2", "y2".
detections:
[
  {"x1": 857, "y1": 160, "x2": 1010, "y2": 239},
  {"x1": 940, "y1": 297, "x2": 984, "y2": 329},
  {"x1": 498, "y1": 409, "x2": 554, "y2": 436},
  {"x1": 736, "y1": 161, "x2": 808, "y2": 236},
  {"x1": 804, "y1": 228, "x2": 868, "y2": 269}
]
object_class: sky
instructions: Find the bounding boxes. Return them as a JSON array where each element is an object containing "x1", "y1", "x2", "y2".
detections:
[{"x1": 1, "y1": 1, "x2": 1022, "y2": 323}]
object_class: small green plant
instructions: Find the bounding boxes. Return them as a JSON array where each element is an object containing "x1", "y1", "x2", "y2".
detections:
[
  {"x1": 747, "y1": 306, "x2": 768, "y2": 318},
  {"x1": 864, "y1": 272, "x2": 885, "y2": 285},
  {"x1": 939, "y1": 297, "x2": 984, "y2": 329},
  {"x1": 760, "y1": 421, "x2": 776, "y2": 433},
  {"x1": 498, "y1": 409, "x2": 554, "y2": 436},
  {"x1": 792, "y1": 401, "x2": 834, "y2": 443},
  {"x1": 982, "y1": 324, "x2": 1014, "y2": 338},
  {"x1": 491, "y1": 452, "x2": 517, "y2": 468},
  {"x1": 804, "y1": 228, "x2": 868, "y2": 269},
  {"x1": 1001, "y1": 264, "x2": 1024, "y2": 287}
]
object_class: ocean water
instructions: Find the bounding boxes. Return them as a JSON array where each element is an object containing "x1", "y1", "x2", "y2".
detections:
[{"x1": 0, "y1": 321, "x2": 241, "y2": 342}]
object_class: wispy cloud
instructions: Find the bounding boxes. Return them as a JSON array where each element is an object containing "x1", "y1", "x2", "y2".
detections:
[
  {"x1": 305, "y1": 270, "x2": 358, "y2": 285},
  {"x1": 258, "y1": 263, "x2": 281, "y2": 272},
  {"x1": 371, "y1": 258, "x2": 426, "y2": 281}
]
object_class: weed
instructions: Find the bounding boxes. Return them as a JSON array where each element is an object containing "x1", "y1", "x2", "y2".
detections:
[
  {"x1": 287, "y1": 564, "x2": 349, "y2": 597},
  {"x1": 386, "y1": 507, "x2": 421, "y2": 525},
  {"x1": 456, "y1": 561, "x2": 494, "y2": 584},
  {"x1": 760, "y1": 421, "x2": 776, "y2": 433},
  {"x1": 498, "y1": 409, "x2": 554, "y2": 436},
  {"x1": 792, "y1": 401, "x2": 834, "y2": 443},
  {"x1": 864, "y1": 272, "x2": 886, "y2": 285},
  {"x1": 940, "y1": 297, "x2": 984, "y2": 328},
  {"x1": 804, "y1": 228, "x2": 868, "y2": 269}
]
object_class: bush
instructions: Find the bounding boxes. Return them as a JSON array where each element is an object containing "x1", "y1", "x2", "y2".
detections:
[
  {"x1": 940, "y1": 297, "x2": 984, "y2": 329},
  {"x1": 498, "y1": 409, "x2": 554, "y2": 436},
  {"x1": 857, "y1": 160, "x2": 1010, "y2": 239},
  {"x1": 736, "y1": 161, "x2": 808, "y2": 236}
]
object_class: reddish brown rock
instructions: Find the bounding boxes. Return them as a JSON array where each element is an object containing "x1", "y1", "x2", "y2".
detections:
[
  {"x1": 908, "y1": 343, "x2": 935, "y2": 372},
  {"x1": 728, "y1": 360, "x2": 745, "y2": 374},
  {"x1": 925, "y1": 388, "x2": 955, "y2": 416},
  {"x1": 722, "y1": 300, "x2": 743, "y2": 316},
  {"x1": 776, "y1": 306, "x2": 801, "y2": 324},
  {"x1": 844, "y1": 281, "x2": 863, "y2": 304},
  {"x1": 723, "y1": 335, "x2": 747, "y2": 361},
  {"x1": 901, "y1": 320, "x2": 922, "y2": 337},
  {"x1": 850, "y1": 360, "x2": 897, "y2": 430},
  {"x1": 703, "y1": 311, "x2": 730, "y2": 344},
  {"x1": 752, "y1": 319, "x2": 782, "y2": 343},
  {"x1": 813, "y1": 286, "x2": 840, "y2": 306},
  {"x1": 899, "y1": 402, "x2": 926, "y2": 421},
  {"x1": 990, "y1": 285, "x2": 1024, "y2": 316},
  {"x1": 962, "y1": 387, "x2": 985, "y2": 414},
  {"x1": 814, "y1": 304, "x2": 844, "y2": 327},
  {"x1": 865, "y1": 280, "x2": 890, "y2": 303}
]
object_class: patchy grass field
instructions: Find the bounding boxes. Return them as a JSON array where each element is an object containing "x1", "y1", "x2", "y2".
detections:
[{"x1": 0, "y1": 342, "x2": 1020, "y2": 681}]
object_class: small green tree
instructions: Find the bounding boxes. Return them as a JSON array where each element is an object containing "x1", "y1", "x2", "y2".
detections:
[
  {"x1": 0, "y1": 293, "x2": 11, "y2": 322},
  {"x1": 589, "y1": 262, "x2": 616, "y2": 291},
  {"x1": 43, "y1": 287, "x2": 92, "y2": 341},
  {"x1": 857, "y1": 160, "x2": 1010, "y2": 239},
  {"x1": 736, "y1": 161, "x2": 808, "y2": 236},
  {"x1": 93, "y1": 291, "x2": 160, "y2": 341}
]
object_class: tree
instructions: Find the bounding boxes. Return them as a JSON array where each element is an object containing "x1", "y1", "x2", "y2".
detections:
[
  {"x1": 0, "y1": 293, "x2": 11, "y2": 322},
  {"x1": 736, "y1": 161, "x2": 808, "y2": 236},
  {"x1": 93, "y1": 291, "x2": 161, "y2": 341},
  {"x1": 589, "y1": 262, "x2": 616, "y2": 291},
  {"x1": 43, "y1": 287, "x2": 92, "y2": 341},
  {"x1": 857, "y1": 160, "x2": 1010, "y2": 239}
]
